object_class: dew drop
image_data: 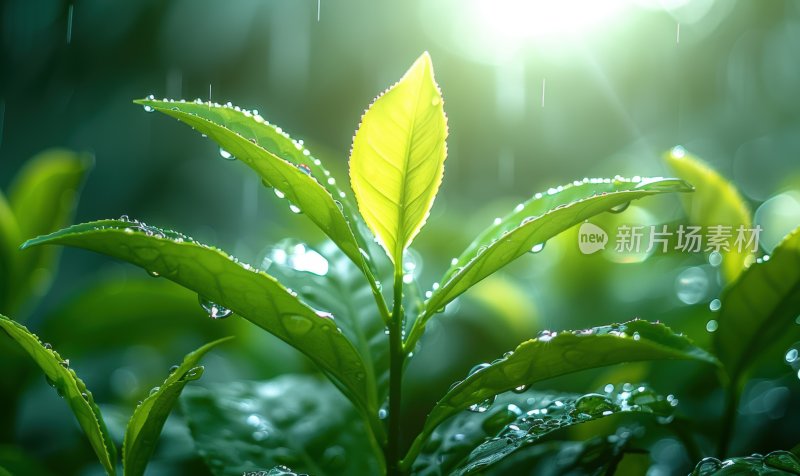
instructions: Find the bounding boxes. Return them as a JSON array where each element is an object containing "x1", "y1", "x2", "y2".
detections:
[
  {"x1": 143, "y1": 104, "x2": 154, "y2": 113},
  {"x1": 168, "y1": 364, "x2": 180, "y2": 374},
  {"x1": 468, "y1": 395, "x2": 496, "y2": 413},
  {"x1": 529, "y1": 243, "x2": 545, "y2": 254},
  {"x1": 785, "y1": 348, "x2": 799, "y2": 364},
  {"x1": 219, "y1": 147, "x2": 235, "y2": 160},
  {"x1": 297, "y1": 164, "x2": 312, "y2": 175},
  {"x1": 709, "y1": 299, "x2": 722, "y2": 312},
  {"x1": 468, "y1": 363, "x2": 491, "y2": 376},
  {"x1": 608, "y1": 201, "x2": 630, "y2": 214},
  {"x1": 512, "y1": 384, "x2": 527, "y2": 394},
  {"x1": 431, "y1": 97, "x2": 440, "y2": 106},
  {"x1": 198, "y1": 296, "x2": 233, "y2": 319},
  {"x1": 708, "y1": 250, "x2": 723, "y2": 267},
  {"x1": 603, "y1": 384, "x2": 614, "y2": 393},
  {"x1": 671, "y1": 145, "x2": 686, "y2": 159},
  {"x1": 282, "y1": 314, "x2": 313, "y2": 335},
  {"x1": 675, "y1": 267, "x2": 708, "y2": 305},
  {"x1": 149, "y1": 386, "x2": 160, "y2": 396},
  {"x1": 289, "y1": 204, "x2": 302, "y2": 214},
  {"x1": 575, "y1": 393, "x2": 616, "y2": 416},
  {"x1": 274, "y1": 189, "x2": 286, "y2": 199},
  {"x1": 706, "y1": 319, "x2": 718, "y2": 332}
]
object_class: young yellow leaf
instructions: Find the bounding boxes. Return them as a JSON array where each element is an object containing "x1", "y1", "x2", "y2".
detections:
[
  {"x1": 349, "y1": 52, "x2": 448, "y2": 265},
  {"x1": 664, "y1": 147, "x2": 752, "y2": 283}
]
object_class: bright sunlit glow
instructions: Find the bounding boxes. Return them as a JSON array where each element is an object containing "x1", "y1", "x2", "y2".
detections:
[
  {"x1": 470, "y1": 0, "x2": 629, "y2": 42},
  {"x1": 420, "y1": 0, "x2": 635, "y2": 64}
]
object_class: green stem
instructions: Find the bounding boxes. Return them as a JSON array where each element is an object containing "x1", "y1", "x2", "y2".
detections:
[
  {"x1": 387, "y1": 269, "x2": 406, "y2": 476},
  {"x1": 717, "y1": 377, "x2": 740, "y2": 458}
]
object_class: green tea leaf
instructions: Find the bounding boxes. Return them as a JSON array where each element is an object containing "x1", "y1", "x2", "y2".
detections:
[
  {"x1": 690, "y1": 451, "x2": 800, "y2": 475},
  {"x1": 6, "y1": 149, "x2": 92, "y2": 313},
  {"x1": 134, "y1": 98, "x2": 381, "y2": 291},
  {"x1": 664, "y1": 147, "x2": 753, "y2": 283},
  {"x1": 264, "y1": 240, "x2": 389, "y2": 399},
  {"x1": 450, "y1": 385, "x2": 674, "y2": 475},
  {"x1": 0, "y1": 191, "x2": 20, "y2": 311},
  {"x1": 0, "y1": 314, "x2": 116, "y2": 475},
  {"x1": 407, "y1": 177, "x2": 693, "y2": 348},
  {"x1": 21, "y1": 220, "x2": 377, "y2": 426},
  {"x1": 181, "y1": 375, "x2": 381, "y2": 476},
  {"x1": 122, "y1": 337, "x2": 232, "y2": 476},
  {"x1": 407, "y1": 320, "x2": 717, "y2": 465},
  {"x1": 413, "y1": 383, "x2": 678, "y2": 476},
  {"x1": 714, "y1": 226, "x2": 800, "y2": 380},
  {"x1": 349, "y1": 52, "x2": 448, "y2": 265}
]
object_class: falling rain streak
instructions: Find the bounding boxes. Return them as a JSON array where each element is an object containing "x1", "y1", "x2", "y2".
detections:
[
  {"x1": 0, "y1": 99, "x2": 4, "y2": 151},
  {"x1": 676, "y1": 23, "x2": 680, "y2": 44},
  {"x1": 66, "y1": 4, "x2": 74, "y2": 45},
  {"x1": 541, "y1": 78, "x2": 546, "y2": 108},
  {"x1": 317, "y1": 0, "x2": 321, "y2": 22}
]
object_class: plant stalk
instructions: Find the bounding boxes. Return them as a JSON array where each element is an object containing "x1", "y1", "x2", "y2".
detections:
[
  {"x1": 717, "y1": 379, "x2": 740, "y2": 458},
  {"x1": 387, "y1": 269, "x2": 406, "y2": 476}
]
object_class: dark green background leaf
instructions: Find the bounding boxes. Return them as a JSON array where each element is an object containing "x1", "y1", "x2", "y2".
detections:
[
  {"x1": 181, "y1": 375, "x2": 381, "y2": 476},
  {"x1": 264, "y1": 240, "x2": 390, "y2": 400},
  {"x1": 4, "y1": 149, "x2": 92, "y2": 315},
  {"x1": 715, "y1": 227, "x2": 800, "y2": 380}
]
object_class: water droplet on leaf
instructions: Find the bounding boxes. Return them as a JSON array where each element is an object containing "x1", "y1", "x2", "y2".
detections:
[
  {"x1": 198, "y1": 296, "x2": 232, "y2": 319},
  {"x1": 282, "y1": 314, "x2": 313, "y2": 335},
  {"x1": 468, "y1": 396, "x2": 496, "y2": 413},
  {"x1": 608, "y1": 201, "x2": 630, "y2": 214},
  {"x1": 218, "y1": 147, "x2": 235, "y2": 160}
]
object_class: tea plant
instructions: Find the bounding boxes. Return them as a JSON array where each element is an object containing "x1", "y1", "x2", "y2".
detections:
[{"x1": 6, "y1": 53, "x2": 800, "y2": 475}]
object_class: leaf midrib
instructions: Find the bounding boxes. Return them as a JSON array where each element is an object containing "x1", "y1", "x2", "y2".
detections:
[{"x1": 392, "y1": 73, "x2": 425, "y2": 264}]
